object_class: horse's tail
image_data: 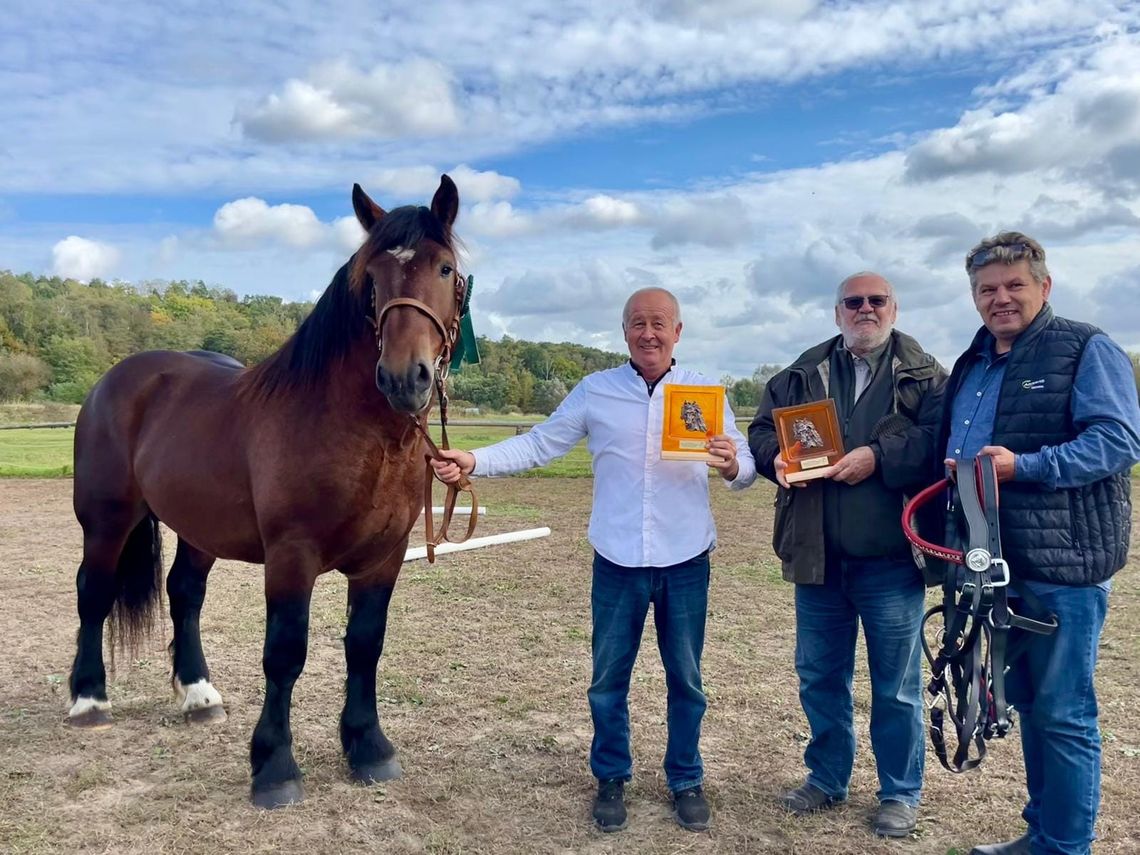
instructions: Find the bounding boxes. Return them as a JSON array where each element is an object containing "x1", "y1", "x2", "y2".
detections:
[{"x1": 108, "y1": 513, "x2": 164, "y2": 664}]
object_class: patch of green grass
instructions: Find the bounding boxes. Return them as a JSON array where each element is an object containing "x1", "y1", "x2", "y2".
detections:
[
  {"x1": 431, "y1": 425, "x2": 592, "y2": 477},
  {"x1": 718, "y1": 560, "x2": 784, "y2": 584},
  {"x1": 0, "y1": 422, "x2": 594, "y2": 478},
  {"x1": 0, "y1": 427, "x2": 74, "y2": 477}
]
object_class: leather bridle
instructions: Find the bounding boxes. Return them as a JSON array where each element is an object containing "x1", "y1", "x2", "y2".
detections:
[
  {"x1": 902, "y1": 455, "x2": 1057, "y2": 772},
  {"x1": 369, "y1": 268, "x2": 478, "y2": 563}
]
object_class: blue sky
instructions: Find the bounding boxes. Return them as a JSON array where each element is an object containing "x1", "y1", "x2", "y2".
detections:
[{"x1": 3, "y1": 0, "x2": 1140, "y2": 379}]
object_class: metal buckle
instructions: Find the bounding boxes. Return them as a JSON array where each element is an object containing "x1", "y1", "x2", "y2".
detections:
[{"x1": 989, "y1": 558, "x2": 1010, "y2": 587}]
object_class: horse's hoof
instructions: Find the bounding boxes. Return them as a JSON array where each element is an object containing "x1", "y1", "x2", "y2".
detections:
[
  {"x1": 250, "y1": 779, "x2": 305, "y2": 809},
  {"x1": 350, "y1": 756, "x2": 402, "y2": 784},
  {"x1": 185, "y1": 704, "x2": 227, "y2": 725},
  {"x1": 69, "y1": 706, "x2": 113, "y2": 730}
]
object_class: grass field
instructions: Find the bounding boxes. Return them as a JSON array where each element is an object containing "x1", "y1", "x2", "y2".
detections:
[
  {"x1": 0, "y1": 424, "x2": 595, "y2": 479},
  {"x1": 0, "y1": 428, "x2": 76, "y2": 477},
  {"x1": 2, "y1": 476, "x2": 1138, "y2": 855}
]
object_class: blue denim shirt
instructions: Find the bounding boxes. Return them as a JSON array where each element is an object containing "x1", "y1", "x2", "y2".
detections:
[{"x1": 946, "y1": 333, "x2": 1140, "y2": 593}]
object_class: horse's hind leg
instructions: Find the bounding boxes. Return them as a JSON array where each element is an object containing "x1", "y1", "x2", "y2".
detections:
[
  {"x1": 167, "y1": 538, "x2": 225, "y2": 723},
  {"x1": 340, "y1": 577, "x2": 401, "y2": 783},
  {"x1": 69, "y1": 508, "x2": 150, "y2": 728}
]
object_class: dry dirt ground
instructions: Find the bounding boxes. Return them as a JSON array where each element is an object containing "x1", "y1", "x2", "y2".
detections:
[{"x1": 1, "y1": 476, "x2": 1138, "y2": 855}]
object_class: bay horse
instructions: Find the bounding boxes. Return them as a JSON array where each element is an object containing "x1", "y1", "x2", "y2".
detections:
[{"x1": 68, "y1": 175, "x2": 467, "y2": 808}]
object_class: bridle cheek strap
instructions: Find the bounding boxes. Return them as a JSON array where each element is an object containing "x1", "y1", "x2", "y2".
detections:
[{"x1": 372, "y1": 274, "x2": 475, "y2": 563}]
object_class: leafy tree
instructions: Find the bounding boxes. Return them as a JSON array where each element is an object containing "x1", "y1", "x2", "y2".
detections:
[
  {"x1": 533, "y1": 378, "x2": 568, "y2": 415},
  {"x1": 0, "y1": 351, "x2": 51, "y2": 401}
]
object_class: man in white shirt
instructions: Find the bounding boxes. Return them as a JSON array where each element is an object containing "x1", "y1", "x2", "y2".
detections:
[{"x1": 430, "y1": 287, "x2": 756, "y2": 833}]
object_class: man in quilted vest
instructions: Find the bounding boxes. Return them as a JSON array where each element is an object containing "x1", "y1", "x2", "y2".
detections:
[{"x1": 932, "y1": 232, "x2": 1140, "y2": 855}]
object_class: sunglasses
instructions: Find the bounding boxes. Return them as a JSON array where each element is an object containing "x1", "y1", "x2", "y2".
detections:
[
  {"x1": 840, "y1": 295, "x2": 890, "y2": 310},
  {"x1": 967, "y1": 242, "x2": 1038, "y2": 268}
]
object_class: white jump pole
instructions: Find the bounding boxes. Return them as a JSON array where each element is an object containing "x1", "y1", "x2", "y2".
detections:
[
  {"x1": 419, "y1": 506, "x2": 485, "y2": 515},
  {"x1": 403, "y1": 527, "x2": 551, "y2": 562}
]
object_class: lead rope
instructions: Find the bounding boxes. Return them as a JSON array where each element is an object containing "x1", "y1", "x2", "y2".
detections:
[{"x1": 410, "y1": 365, "x2": 478, "y2": 563}]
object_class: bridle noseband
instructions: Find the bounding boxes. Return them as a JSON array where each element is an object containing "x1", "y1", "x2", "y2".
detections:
[{"x1": 368, "y1": 266, "x2": 477, "y2": 562}]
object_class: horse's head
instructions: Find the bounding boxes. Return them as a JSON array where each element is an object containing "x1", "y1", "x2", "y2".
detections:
[{"x1": 350, "y1": 175, "x2": 466, "y2": 413}]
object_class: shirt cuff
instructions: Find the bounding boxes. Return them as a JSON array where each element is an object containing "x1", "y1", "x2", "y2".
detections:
[{"x1": 1014, "y1": 451, "x2": 1047, "y2": 483}]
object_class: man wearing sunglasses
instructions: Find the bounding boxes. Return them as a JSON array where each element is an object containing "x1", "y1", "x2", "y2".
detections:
[
  {"x1": 925, "y1": 233, "x2": 1140, "y2": 855},
  {"x1": 748, "y1": 272, "x2": 946, "y2": 838}
]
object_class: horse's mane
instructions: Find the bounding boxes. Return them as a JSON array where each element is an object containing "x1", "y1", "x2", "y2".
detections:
[{"x1": 243, "y1": 205, "x2": 454, "y2": 399}]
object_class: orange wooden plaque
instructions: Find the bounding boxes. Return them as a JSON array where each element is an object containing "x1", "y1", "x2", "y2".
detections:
[
  {"x1": 772, "y1": 399, "x2": 844, "y2": 482},
  {"x1": 661, "y1": 383, "x2": 724, "y2": 462}
]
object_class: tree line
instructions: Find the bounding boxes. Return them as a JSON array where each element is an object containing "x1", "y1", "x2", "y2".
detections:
[
  {"x1": 2, "y1": 270, "x2": 778, "y2": 414},
  {"x1": 5, "y1": 271, "x2": 1135, "y2": 414}
]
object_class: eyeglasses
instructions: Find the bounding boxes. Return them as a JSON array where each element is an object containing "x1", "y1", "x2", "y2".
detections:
[
  {"x1": 840, "y1": 295, "x2": 890, "y2": 310},
  {"x1": 967, "y1": 242, "x2": 1038, "y2": 269}
]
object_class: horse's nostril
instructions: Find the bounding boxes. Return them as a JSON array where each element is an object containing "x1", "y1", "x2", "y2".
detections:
[{"x1": 417, "y1": 362, "x2": 432, "y2": 386}]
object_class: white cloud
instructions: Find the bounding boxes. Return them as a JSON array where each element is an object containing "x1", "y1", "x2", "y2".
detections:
[
  {"x1": 362, "y1": 165, "x2": 521, "y2": 205},
  {"x1": 574, "y1": 195, "x2": 643, "y2": 227},
  {"x1": 236, "y1": 80, "x2": 356, "y2": 141},
  {"x1": 649, "y1": 194, "x2": 753, "y2": 250},
  {"x1": 905, "y1": 32, "x2": 1140, "y2": 188},
  {"x1": 466, "y1": 201, "x2": 536, "y2": 238},
  {"x1": 238, "y1": 59, "x2": 459, "y2": 142},
  {"x1": 332, "y1": 216, "x2": 367, "y2": 253},
  {"x1": 212, "y1": 198, "x2": 326, "y2": 248},
  {"x1": 51, "y1": 236, "x2": 121, "y2": 281}
]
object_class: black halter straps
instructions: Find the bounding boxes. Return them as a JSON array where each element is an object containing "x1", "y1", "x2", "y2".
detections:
[{"x1": 904, "y1": 455, "x2": 1058, "y2": 773}]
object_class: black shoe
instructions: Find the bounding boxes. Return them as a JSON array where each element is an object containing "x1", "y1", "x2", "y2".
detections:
[
  {"x1": 592, "y1": 778, "x2": 627, "y2": 832},
  {"x1": 780, "y1": 781, "x2": 845, "y2": 816},
  {"x1": 873, "y1": 800, "x2": 917, "y2": 838},
  {"x1": 969, "y1": 835, "x2": 1031, "y2": 855},
  {"x1": 673, "y1": 785, "x2": 711, "y2": 831}
]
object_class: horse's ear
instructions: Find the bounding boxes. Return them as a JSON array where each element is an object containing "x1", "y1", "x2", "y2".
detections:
[
  {"x1": 352, "y1": 183, "x2": 385, "y2": 231},
  {"x1": 430, "y1": 174, "x2": 459, "y2": 231}
]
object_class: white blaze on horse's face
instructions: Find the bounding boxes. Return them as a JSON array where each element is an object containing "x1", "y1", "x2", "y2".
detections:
[{"x1": 387, "y1": 246, "x2": 416, "y2": 265}]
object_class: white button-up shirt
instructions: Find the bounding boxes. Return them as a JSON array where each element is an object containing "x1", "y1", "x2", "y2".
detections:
[{"x1": 472, "y1": 363, "x2": 756, "y2": 567}]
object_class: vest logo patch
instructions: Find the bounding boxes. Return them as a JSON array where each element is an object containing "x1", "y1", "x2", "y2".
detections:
[{"x1": 1021, "y1": 378, "x2": 1045, "y2": 390}]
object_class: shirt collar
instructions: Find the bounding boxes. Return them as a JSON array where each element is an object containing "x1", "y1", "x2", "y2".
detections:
[
  {"x1": 838, "y1": 337, "x2": 890, "y2": 370},
  {"x1": 629, "y1": 358, "x2": 675, "y2": 397}
]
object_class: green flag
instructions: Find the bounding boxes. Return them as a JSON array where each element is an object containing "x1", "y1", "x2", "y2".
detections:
[{"x1": 450, "y1": 274, "x2": 480, "y2": 371}]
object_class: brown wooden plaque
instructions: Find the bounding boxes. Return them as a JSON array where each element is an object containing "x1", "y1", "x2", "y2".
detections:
[
  {"x1": 661, "y1": 383, "x2": 725, "y2": 462},
  {"x1": 772, "y1": 399, "x2": 844, "y2": 482}
]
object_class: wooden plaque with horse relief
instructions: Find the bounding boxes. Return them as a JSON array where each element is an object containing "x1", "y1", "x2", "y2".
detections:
[
  {"x1": 772, "y1": 399, "x2": 844, "y2": 482},
  {"x1": 661, "y1": 383, "x2": 724, "y2": 462}
]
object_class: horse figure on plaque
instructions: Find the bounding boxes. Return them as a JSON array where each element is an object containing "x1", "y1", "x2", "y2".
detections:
[
  {"x1": 792, "y1": 417, "x2": 825, "y2": 450},
  {"x1": 680, "y1": 400, "x2": 708, "y2": 433}
]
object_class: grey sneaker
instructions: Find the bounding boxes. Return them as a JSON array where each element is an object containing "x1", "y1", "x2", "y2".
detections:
[
  {"x1": 592, "y1": 778, "x2": 627, "y2": 832},
  {"x1": 873, "y1": 800, "x2": 917, "y2": 838}
]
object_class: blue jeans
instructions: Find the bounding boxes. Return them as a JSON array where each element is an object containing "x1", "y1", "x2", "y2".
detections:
[
  {"x1": 1005, "y1": 585, "x2": 1108, "y2": 855},
  {"x1": 794, "y1": 557, "x2": 926, "y2": 806},
  {"x1": 588, "y1": 550, "x2": 709, "y2": 793}
]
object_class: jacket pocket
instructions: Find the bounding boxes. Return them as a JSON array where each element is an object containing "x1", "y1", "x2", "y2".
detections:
[{"x1": 772, "y1": 487, "x2": 795, "y2": 562}]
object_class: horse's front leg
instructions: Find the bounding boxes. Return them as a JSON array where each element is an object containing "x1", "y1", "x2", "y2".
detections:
[
  {"x1": 340, "y1": 574, "x2": 401, "y2": 783},
  {"x1": 249, "y1": 554, "x2": 315, "y2": 809}
]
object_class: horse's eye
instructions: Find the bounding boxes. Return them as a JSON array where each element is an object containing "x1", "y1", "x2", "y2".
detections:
[{"x1": 440, "y1": 265, "x2": 453, "y2": 277}]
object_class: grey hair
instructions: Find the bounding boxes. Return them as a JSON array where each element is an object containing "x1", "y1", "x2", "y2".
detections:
[
  {"x1": 835, "y1": 271, "x2": 895, "y2": 304},
  {"x1": 965, "y1": 231, "x2": 1050, "y2": 291},
  {"x1": 622, "y1": 287, "x2": 682, "y2": 325}
]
